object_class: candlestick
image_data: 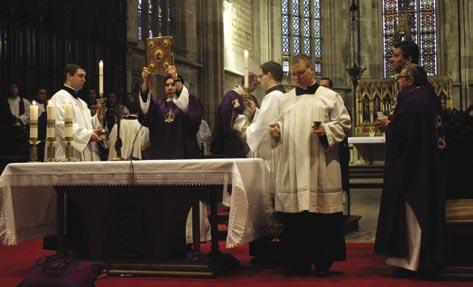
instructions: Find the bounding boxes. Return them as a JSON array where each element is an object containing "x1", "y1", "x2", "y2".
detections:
[
  {"x1": 99, "y1": 60, "x2": 104, "y2": 97},
  {"x1": 243, "y1": 49, "x2": 249, "y2": 89}
]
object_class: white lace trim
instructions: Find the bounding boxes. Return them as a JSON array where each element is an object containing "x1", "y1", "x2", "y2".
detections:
[{"x1": 0, "y1": 159, "x2": 270, "y2": 247}]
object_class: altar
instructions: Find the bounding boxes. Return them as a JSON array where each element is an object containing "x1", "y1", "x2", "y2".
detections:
[
  {"x1": 348, "y1": 136, "x2": 386, "y2": 166},
  {"x1": 0, "y1": 158, "x2": 271, "y2": 277}
]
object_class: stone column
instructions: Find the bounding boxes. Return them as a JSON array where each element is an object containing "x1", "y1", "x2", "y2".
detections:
[{"x1": 196, "y1": 0, "x2": 225, "y2": 129}]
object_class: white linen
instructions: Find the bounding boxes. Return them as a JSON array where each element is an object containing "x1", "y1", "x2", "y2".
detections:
[
  {"x1": 0, "y1": 159, "x2": 270, "y2": 248},
  {"x1": 348, "y1": 136, "x2": 385, "y2": 144},
  {"x1": 273, "y1": 86, "x2": 351, "y2": 213},
  {"x1": 8, "y1": 96, "x2": 31, "y2": 125},
  {"x1": 107, "y1": 119, "x2": 150, "y2": 160},
  {"x1": 46, "y1": 89, "x2": 101, "y2": 161},
  {"x1": 246, "y1": 89, "x2": 284, "y2": 160},
  {"x1": 246, "y1": 89, "x2": 284, "y2": 205},
  {"x1": 385, "y1": 201, "x2": 421, "y2": 271},
  {"x1": 196, "y1": 120, "x2": 212, "y2": 156}
]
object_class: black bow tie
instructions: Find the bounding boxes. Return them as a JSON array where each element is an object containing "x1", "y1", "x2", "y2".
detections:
[
  {"x1": 295, "y1": 83, "x2": 319, "y2": 96},
  {"x1": 62, "y1": 86, "x2": 79, "y2": 99}
]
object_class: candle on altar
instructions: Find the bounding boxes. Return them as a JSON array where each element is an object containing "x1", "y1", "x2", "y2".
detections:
[
  {"x1": 243, "y1": 49, "x2": 249, "y2": 89},
  {"x1": 29, "y1": 102, "x2": 38, "y2": 140},
  {"x1": 64, "y1": 103, "x2": 73, "y2": 138},
  {"x1": 99, "y1": 60, "x2": 104, "y2": 96},
  {"x1": 46, "y1": 103, "x2": 56, "y2": 139}
]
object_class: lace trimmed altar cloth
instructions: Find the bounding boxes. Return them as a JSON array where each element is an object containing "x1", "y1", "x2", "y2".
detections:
[{"x1": 0, "y1": 158, "x2": 270, "y2": 248}]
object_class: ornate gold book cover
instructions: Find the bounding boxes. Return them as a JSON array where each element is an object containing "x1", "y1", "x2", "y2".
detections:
[{"x1": 146, "y1": 36, "x2": 174, "y2": 75}]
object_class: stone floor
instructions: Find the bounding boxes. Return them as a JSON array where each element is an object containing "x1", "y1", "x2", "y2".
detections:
[{"x1": 345, "y1": 188, "x2": 382, "y2": 243}]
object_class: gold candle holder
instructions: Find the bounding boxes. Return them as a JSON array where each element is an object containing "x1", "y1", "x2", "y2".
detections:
[
  {"x1": 29, "y1": 138, "x2": 39, "y2": 162},
  {"x1": 46, "y1": 138, "x2": 56, "y2": 162},
  {"x1": 64, "y1": 136, "x2": 74, "y2": 161}
]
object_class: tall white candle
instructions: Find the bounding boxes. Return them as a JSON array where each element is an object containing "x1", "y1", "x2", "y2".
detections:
[
  {"x1": 64, "y1": 103, "x2": 73, "y2": 121},
  {"x1": 46, "y1": 104, "x2": 56, "y2": 139},
  {"x1": 64, "y1": 103, "x2": 73, "y2": 138},
  {"x1": 29, "y1": 103, "x2": 38, "y2": 139},
  {"x1": 99, "y1": 60, "x2": 104, "y2": 96},
  {"x1": 243, "y1": 49, "x2": 249, "y2": 89}
]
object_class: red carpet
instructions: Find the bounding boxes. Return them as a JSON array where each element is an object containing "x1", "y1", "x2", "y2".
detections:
[{"x1": 1, "y1": 240, "x2": 470, "y2": 287}]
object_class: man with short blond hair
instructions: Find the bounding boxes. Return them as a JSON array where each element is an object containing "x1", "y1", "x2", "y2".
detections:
[{"x1": 269, "y1": 54, "x2": 351, "y2": 276}]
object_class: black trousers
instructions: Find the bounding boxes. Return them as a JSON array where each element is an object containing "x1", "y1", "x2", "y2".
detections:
[{"x1": 279, "y1": 211, "x2": 346, "y2": 269}]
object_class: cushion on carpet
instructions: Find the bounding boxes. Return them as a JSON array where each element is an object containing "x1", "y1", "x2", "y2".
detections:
[{"x1": 17, "y1": 256, "x2": 107, "y2": 287}]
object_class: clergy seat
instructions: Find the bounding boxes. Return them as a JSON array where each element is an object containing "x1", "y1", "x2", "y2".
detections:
[{"x1": 443, "y1": 199, "x2": 473, "y2": 278}]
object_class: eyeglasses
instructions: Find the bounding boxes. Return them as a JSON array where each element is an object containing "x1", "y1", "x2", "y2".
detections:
[{"x1": 291, "y1": 67, "x2": 310, "y2": 78}]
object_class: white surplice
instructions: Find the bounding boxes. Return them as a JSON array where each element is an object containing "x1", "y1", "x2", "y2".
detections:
[
  {"x1": 274, "y1": 86, "x2": 351, "y2": 213},
  {"x1": 8, "y1": 96, "x2": 31, "y2": 125},
  {"x1": 246, "y1": 88, "x2": 284, "y2": 202},
  {"x1": 107, "y1": 118, "x2": 150, "y2": 160},
  {"x1": 46, "y1": 89, "x2": 101, "y2": 161}
]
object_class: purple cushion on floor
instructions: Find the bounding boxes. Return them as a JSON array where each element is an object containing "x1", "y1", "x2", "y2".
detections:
[{"x1": 18, "y1": 256, "x2": 107, "y2": 287}]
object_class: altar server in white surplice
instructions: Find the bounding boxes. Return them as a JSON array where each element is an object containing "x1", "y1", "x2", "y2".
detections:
[
  {"x1": 46, "y1": 64, "x2": 103, "y2": 161},
  {"x1": 247, "y1": 61, "x2": 286, "y2": 162},
  {"x1": 245, "y1": 61, "x2": 286, "y2": 261},
  {"x1": 108, "y1": 101, "x2": 150, "y2": 160},
  {"x1": 269, "y1": 54, "x2": 351, "y2": 276}
]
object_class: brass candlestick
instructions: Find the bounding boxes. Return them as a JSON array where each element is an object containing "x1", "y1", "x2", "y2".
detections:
[
  {"x1": 46, "y1": 138, "x2": 56, "y2": 162},
  {"x1": 29, "y1": 138, "x2": 39, "y2": 162},
  {"x1": 64, "y1": 136, "x2": 74, "y2": 161}
]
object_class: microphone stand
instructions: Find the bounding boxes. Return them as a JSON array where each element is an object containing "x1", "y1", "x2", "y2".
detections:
[{"x1": 112, "y1": 106, "x2": 124, "y2": 160}]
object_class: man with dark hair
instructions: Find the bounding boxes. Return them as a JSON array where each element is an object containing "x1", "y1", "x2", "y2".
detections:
[
  {"x1": 139, "y1": 65, "x2": 203, "y2": 159},
  {"x1": 375, "y1": 63, "x2": 447, "y2": 278},
  {"x1": 391, "y1": 40, "x2": 420, "y2": 73},
  {"x1": 269, "y1": 54, "x2": 351, "y2": 276},
  {"x1": 319, "y1": 77, "x2": 333, "y2": 89},
  {"x1": 6, "y1": 83, "x2": 31, "y2": 127},
  {"x1": 212, "y1": 72, "x2": 260, "y2": 157},
  {"x1": 46, "y1": 63, "x2": 103, "y2": 161},
  {"x1": 378, "y1": 40, "x2": 421, "y2": 130},
  {"x1": 246, "y1": 60, "x2": 286, "y2": 262}
]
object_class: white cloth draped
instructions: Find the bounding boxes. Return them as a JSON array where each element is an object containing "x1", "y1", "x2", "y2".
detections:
[
  {"x1": 273, "y1": 86, "x2": 351, "y2": 213},
  {"x1": 0, "y1": 159, "x2": 270, "y2": 248}
]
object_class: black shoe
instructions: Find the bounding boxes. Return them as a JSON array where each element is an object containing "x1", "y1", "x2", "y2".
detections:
[
  {"x1": 314, "y1": 268, "x2": 329, "y2": 277},
  {"x1": 285, "y1": 264, "x2": 311, "y2": 276},
  {"x1": 392, "y1": 268, "x2": 416, "y2": 278}
]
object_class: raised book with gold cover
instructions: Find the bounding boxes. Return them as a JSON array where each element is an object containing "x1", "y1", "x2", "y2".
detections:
[{"x1": 146, "y1": 36, "x2": 174, "y2": 75}]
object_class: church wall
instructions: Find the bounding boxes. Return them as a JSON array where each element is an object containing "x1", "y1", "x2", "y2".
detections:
[{"x1": 124, "y1": 0, "x2": 472, "y2": 124}]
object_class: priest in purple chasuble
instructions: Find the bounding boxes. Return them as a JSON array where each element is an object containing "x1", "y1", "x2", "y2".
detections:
[
  {"x1": 139, "y1": 66, "x2": 203, "y2": 159},
  {"x1": 212, "y1": 73, "x2": 260, "y2": 157},
  {"x1": 375, "y1": 64, "x2": 447, "y2": 277}
]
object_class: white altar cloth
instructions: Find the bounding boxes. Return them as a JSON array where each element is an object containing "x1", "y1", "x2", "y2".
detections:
[
  {"x1": 348, "y1": 136, "x2": 386, "y2": 144},
  {"x1": 0, "y1": 158, "x2": 270, "y2": 248}
]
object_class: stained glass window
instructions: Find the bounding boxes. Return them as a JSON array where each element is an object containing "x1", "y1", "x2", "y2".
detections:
[
  {"x1": 382, "y1": 0, "x2": 437, "y2": 77},
  {"x1": 137, "y1": 0, "x2": 171, "y2": 41},
  {"x1": 281, "y1": 0, "x2": 322, "y2": 74}
]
